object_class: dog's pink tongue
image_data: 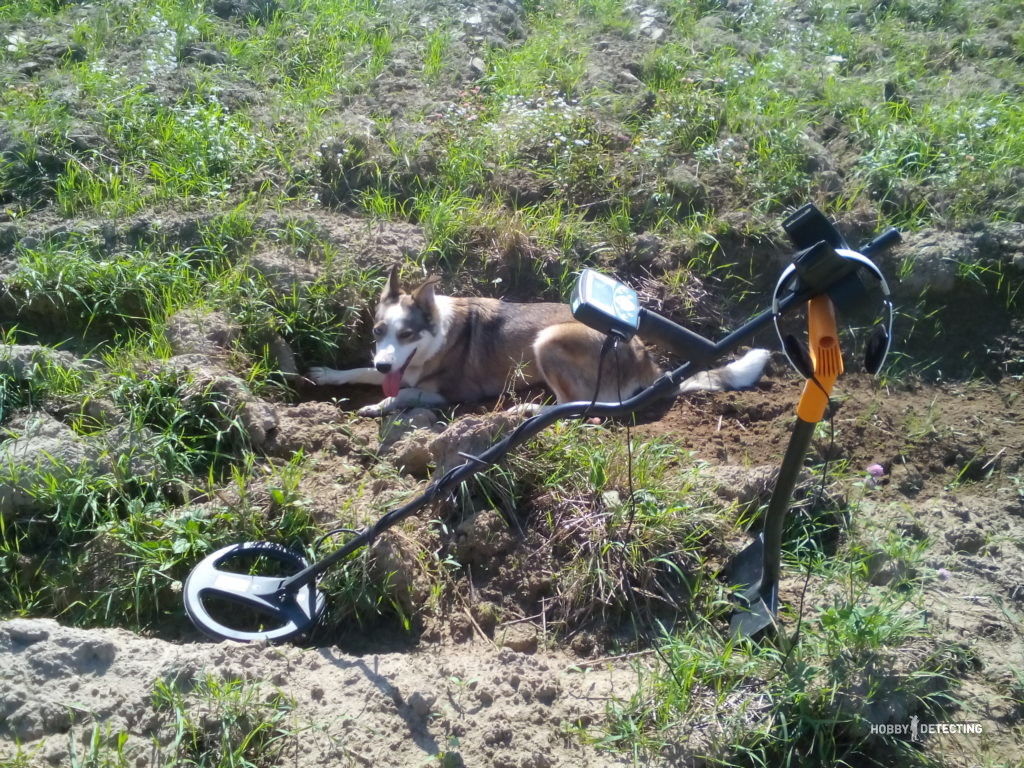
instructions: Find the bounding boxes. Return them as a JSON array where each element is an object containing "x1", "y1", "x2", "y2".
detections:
[{"x1": 382, "y1": 370, "x2": 402, "y2": 398}]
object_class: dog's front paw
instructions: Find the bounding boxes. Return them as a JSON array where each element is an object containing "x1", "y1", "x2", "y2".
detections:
[
  {"x1": 358, "y1": 399, "x2": 393, "y2": 418},
  {"x1": 306, "y1": 366, "x2": 333, "y2": 385},
  {"x1": 506, "y1": 403, "x2": 545, "y2": 417}
]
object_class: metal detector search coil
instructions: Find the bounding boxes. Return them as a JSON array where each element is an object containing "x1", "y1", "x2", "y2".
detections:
[{"x1": 184, "y1": 541, "x2": 326, "y2": 643}]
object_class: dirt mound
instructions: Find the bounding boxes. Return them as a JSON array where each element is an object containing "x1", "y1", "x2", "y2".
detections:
[{"x1": 0, "y1": 618, "x2": 636, "y2": 768}]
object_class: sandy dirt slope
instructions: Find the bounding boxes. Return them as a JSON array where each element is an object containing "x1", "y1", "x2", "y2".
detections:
[{"x1": 1, "y1": 617, "x2": 644, "y2": 768}]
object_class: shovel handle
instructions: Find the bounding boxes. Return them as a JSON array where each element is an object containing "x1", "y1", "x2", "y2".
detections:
[
  {"x1": 796, "y1": 296, "x2": 843, "y2": 422},
  {"x1": 758, "y1": 295, "x2": 845, "y2": 631}
]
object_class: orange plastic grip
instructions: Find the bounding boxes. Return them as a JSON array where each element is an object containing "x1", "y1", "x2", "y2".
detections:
[{"x1": 796, "y1": 296, "x2": 843, "y2": 423}]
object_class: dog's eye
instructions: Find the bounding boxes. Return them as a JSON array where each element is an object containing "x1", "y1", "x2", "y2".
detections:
[
  {"x1": 372, "y1": 326, "x2": 385, "y2": 337},
  {"x1": 397, "y1": 329, "x2": 414, "y2": 340}
]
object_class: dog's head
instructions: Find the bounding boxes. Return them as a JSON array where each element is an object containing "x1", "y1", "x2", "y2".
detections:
[{"x1": 372, "y1": 265, "x2": 440, "y2": 396}]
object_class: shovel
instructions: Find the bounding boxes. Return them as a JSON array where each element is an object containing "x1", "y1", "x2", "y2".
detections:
[{"x1": 729, "y1": 295, "x2": 843, "y2": 639}]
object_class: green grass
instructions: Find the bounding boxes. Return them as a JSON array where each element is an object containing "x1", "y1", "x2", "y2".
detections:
[
  {"x1": 596, "y1": 508, "x2": 957, "y2": 766},
  {"x1": 2, "y1": 211, "x2": 380, "y2": 368},
  {"x1": 0, "y1": 674, "x2": 302, "y2": 768},
  {"x1": 7, "y1": 0, "x2": 1016, "y2": 301},
  {"x1": 422, "y1": 25, "x2": 451, "y2": 82},
  {"x1": 3, "y1": 0, "x2": 1020, "y2": 234},
  {"x1": 150, "y1": 674, "x2": 299, "y2": 768}
]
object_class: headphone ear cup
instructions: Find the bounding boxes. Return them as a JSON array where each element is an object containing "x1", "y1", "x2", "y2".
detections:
[
  {"x1": 784, "y1": 334, "x2": 815, "y2": 379},
  {"x1": 864, "y1": 325, "x2": 889, "y2": 375}
]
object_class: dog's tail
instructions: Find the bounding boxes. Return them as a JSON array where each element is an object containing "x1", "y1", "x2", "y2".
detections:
[{"x1": 677, "y1": 348, "x2": 772, "y2": 393}]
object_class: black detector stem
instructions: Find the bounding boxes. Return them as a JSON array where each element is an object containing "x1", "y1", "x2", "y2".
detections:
[{"x1": 280, "y1": 228, "x2": 898, "y2": 594}]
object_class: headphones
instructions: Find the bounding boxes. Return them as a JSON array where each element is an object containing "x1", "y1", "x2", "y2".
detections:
[{"x1": 772, "y1": 247, "x2": 894, "y2": 378}]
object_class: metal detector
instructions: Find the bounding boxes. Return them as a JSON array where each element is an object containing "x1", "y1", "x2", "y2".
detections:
[{"x1": 183, "y1": 204, "x2": 899, "y2": 644}]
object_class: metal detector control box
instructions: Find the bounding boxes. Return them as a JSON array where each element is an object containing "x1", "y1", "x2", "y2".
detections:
[{"x1": 571, "y1": 269, "x2": 641, "y2": 340}]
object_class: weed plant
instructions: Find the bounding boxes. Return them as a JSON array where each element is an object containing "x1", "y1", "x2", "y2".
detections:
[
  {"x1": 492, "y1": 421, "x2": 734, "y2": 633},
  {"x1": 0, "y1": 675, "x2": 302, "y2": 768}
]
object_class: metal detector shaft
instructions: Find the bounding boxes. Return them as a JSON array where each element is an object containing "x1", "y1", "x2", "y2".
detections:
[
  {"x1": 284, "y1": 227, "x2": 897, "y2": 593},
  {"x1": 282, "y1": 224, "x2": 901, "y2": 596}
]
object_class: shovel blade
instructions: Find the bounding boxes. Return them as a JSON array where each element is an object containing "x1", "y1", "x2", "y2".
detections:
[
  {"x1": 729, "y1": 589, "x2": 778, "y2": 639},
  {"x1": 727, "y1": 533, "x2": 779, "y2": 640},
  {"x1": 727, "y1": 532, "x2": 765, "y2": 601}
]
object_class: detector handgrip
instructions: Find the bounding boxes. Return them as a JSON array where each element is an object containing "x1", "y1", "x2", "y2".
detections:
[{"x1": 636, "y1": 308, "x2": 716, "y2": 365}]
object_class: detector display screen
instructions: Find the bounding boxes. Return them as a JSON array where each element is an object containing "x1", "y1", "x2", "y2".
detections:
[{"x1": 571, "y1": 269, "x2": 641, "y2": 339}]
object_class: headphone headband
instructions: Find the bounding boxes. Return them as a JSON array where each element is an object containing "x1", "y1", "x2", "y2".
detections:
[{"x1": 773, "y1": 248, "x2": 893, "y2": 377}]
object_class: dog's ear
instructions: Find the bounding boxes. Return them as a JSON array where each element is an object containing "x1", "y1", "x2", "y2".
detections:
[
  {"x1": 381, "y1": 264, "x2": 401, "y2": 301},
  {"x1": 411, "y1": 276, "x2": 441, "y2": 313}
]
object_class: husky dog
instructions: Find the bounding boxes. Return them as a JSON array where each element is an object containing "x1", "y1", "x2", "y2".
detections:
[{"x1": 308, "y1": 267, "x2": 771, "y2": 417}]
